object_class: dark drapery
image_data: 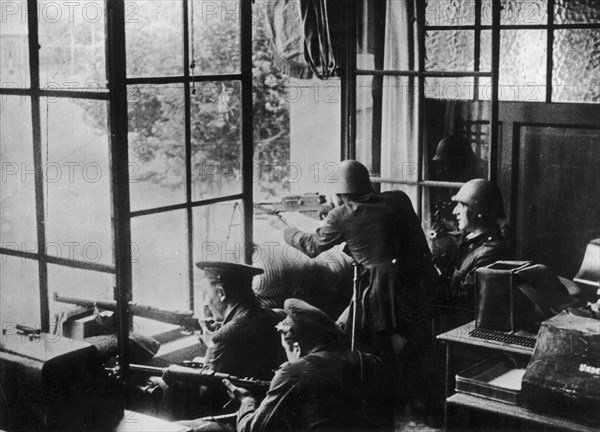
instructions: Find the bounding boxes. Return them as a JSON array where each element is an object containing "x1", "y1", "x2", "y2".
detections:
[{"x1": 261, "y1": 0, "x2": 342, "y2": 79}]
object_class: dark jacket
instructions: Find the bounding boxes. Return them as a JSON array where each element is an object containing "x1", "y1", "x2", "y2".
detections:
[
  {"x1": 284, "y1": 190, "x2": 438, "y2": 331},
  {"x1": 202, "y1": 301, "x2": 285, "y2": 411},
  {"x1": 237, "y1": 345, "x2": 391, "y2": 432},
  {"x1": 443, "y1": 226, "x2": 511, "y2": 312},
  {"x1": 206, "y1": 301, "x2": 284, "y2": 380}
]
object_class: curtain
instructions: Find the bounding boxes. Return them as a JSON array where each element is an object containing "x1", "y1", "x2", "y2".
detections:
[
  {"x1": 379, "y1": 0, "x2": 419, "y2": 207},
  {"x1": 261, "y1": 0, "x2": 340, "y2": 79}
]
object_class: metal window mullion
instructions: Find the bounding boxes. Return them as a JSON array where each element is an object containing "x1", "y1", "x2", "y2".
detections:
[
  {"x1": 342, "y1": 0, "x2": 357, "y2": 160},
  {"x1": 0, "y1": 88, "x2": 109, "y2": 100},
  {"x1": 182, "y1": 0, "x2": 194, "y2": 311},
  {"x1": 426, "y1": 23, "x2": 600, "y2": 30},
  {"x1": 473, "y1": 0, "x2": 481, "y2": 100},
  {"x1": 26, "y1": 0, "x2": 49, "y2": 332},
  {"x1": 106, "y1": 0, "x2": 132, "y2": 376},
  {"x1": 44, "y1": 256, "x2": 116, "y2": 274},
  {"x1": 546, "y1": 0, "x2": 555, "y2": 103},
  {"x1": 356, "y1": 69, "x2": 492, "y2": 77},
  {"x1": 240, "y1": 0, "x2": 253, "y2": 264},
  {"x1": 416, "y1": 0, "x2": 426, "y2": 220},
  {"x1": 489, "y1": 0, "x2": 500, "y2": 182},
  {"x1": 125, "y1": 73, "x2": 242, "y2": 85},
  {"x1": 129, "y1": 194, "x2": 245, "y2": 218}
]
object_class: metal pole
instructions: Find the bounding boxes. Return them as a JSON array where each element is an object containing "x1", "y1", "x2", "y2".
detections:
[{"x1": 350, "y1": 262, "x2": 360, "y2": 351}]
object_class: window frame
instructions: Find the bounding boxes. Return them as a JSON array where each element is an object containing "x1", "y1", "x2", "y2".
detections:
[
  {"x1": 0, "y1": 0, "x2": 255, "y2": 370},
  {"x1": 344, "y1": 0, "x2": 600, "y2": 220}
]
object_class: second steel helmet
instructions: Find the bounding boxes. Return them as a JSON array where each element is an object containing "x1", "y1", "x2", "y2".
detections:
[
  {"x1": 336, "y1": 160, "x2": 374, "y2": 195},
  {"x1": 432, "y1": 135, "x2": 478, "y2": 163},
  {"x1": 451, "y1": 179, "x2": 506, "y2": 219}
]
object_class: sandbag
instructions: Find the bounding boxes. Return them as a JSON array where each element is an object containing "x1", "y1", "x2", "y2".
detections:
[
  {"x1": 521, "y1": 309, "x2": 600, "y2": 426},
  {"x1": 252, "y1": 213, "x2": 353, "y2": 318}
]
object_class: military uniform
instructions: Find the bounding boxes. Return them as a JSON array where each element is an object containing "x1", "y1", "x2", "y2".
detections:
[
  {"x1": 283, "y1": 162, "x2": 439, "y2": 413},
  {"x1": 234, "y1": 298, "x2": 391, "y2": 432},
  {"x1": 443, "y1": 226, "x2": 510, "y2": 322},
  {"x1": 175, "y1": 262, "x2": 284, "y2": 422},
  {"x1": 205, "y1": 299, "x2": 284, "y2": 381},
  {"x1": 284, "y1": 190, "x2": 438, "y2": 333},
  {"x1": 236, "y1": 346, "x2": 388, "y2": 432}
]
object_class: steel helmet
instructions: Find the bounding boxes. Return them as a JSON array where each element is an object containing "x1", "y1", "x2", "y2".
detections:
[
  {"x1": 451, "y1": 178, "x2": 506, "y2": 219},
  {"x1": 432, "y1": 135, "x2": 478, "y2": 163},
  {"x1": 336, "y1": 160, "x2": 374, "y2": 195}
]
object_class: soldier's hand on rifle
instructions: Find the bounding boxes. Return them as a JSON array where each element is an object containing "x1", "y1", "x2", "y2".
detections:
[{"x1": 223, "y1": 378, "x2": 252, "y2": 404}]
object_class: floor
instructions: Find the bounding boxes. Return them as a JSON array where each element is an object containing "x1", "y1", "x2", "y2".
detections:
[{"x1": 395, "y1": 404, "x2": 444, "y2": 432}]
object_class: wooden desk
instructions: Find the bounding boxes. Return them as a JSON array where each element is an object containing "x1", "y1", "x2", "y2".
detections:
[
  {"x1": 437, "y1": 321, "x2": 534, "y2": 403},
  {"x1": 437, "y1": 322, "x2": 594, "y2": 431}
]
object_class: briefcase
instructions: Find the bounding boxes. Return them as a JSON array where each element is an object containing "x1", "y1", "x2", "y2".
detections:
[
  {"x1": 475, "y1": 261, "x2": 581, "y2": 332},
  {"x1": 521, "y1": 310, "x2": 600, "y2": 426},
  {"x1": 0, "y1": 326, "x2": 123, "y2": 431},
  {"x1": 474, "y1": 261, "x2": 531, "y2": 332}
]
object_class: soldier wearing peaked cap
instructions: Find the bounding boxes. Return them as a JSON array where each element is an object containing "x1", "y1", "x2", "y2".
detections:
[
  {"x1": 224, "y1": 298, "x2": 392, "y2": 432},
  {"x1": 176, "y1": 262, "x2": 285, "y2": 426},
  {"x1": 196, "y1": 261, "x2": 285, "y2": 381}
]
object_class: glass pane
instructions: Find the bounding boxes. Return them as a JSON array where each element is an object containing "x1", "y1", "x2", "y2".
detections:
[
  {"x1": 252, "y1": 14, "x2": 291, "y2": 201},
  {"x1": 425, "y1": 77, "x2": 476, "y2": 100},
  {"x1": 38, "y1": 0, "x2": 106, "y2": 89},
  {"x1": 49, "y1": 265, "x2": 115, "y2": 332},
  {"x1": 128, "y1": 84, "x2": 186, "y2": 211},
  {"x1": 357, "y1": 76, "x2": 419, "y2": 179},
  {"x1": 0, "y1": 256, "x2": 39, "y2": 327},
  {"x1": 555, "y1": 0, "x2": 600, "y2": 24},
  {"x1": 356, "y1": 75, "x2": 375, "y2": 174},
  {"x1": 131, "y1": 210, "x2": 189, "y2": 311},
  {"x1": 356, "y1": 0, "x2": 388, "y2": 70},
  {"x1": 1, "y1": 0, "x2": 29, "y2": 86},
  {"x1": 517, "y1": 127, "x2": 600, "y2": 277},
  {"x1": 191, "y1": 81, "x2": 242, "y2": 200},
  {"x1": 423, "y1": 99, "x2": 490, "y2": 181},
  {"x1": 425, "y1": 30, "x2": 475, "y2": 71},
  {"x1": 193, "y1": 201, "x2": 243, "y2": 261},
  {"x1": 426, "y1": 0, "x2": 476, "y2": 26},
  {"x1": 356, "y1": 0, "x2": 417, "y2": 71},
  {"x1": 422, "y1": 185, "x2": 460, "y2": 235},
  {"x1": 379, "y1": 77, "x2": 419, "y2": 184},
  {"x1": 482, "y1": 0, "x2": 547, "y2": 25},
  {"x1": 1, "y1": 96, "x2": 36, "y2": 246},
  {"x1": 553, "y1": 29, "x2": 600, "y2": 103},
  {"x1": 190, "y1": 0, "x2": 240, "y2": 75},
  {"x1": 481, "y1": 30, "x2": 546, "y2": 101},
  {"x1": 41, "y1": 98, "x2": 113, "y2": 265},
  {"x1": 126, "y1": 0, "x2": 183, "y2": 77}
]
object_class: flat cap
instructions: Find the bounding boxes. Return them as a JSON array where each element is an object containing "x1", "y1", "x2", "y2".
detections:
[
  {"x1": 279, "y1": 298, "x2": 344, "y2": 339},
  {"x1": 195, "y1": 261, "x2": 264, "y2": 282}
]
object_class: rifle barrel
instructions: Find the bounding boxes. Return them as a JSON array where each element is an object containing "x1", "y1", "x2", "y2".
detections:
[{"x1": 53, "y1": 293, "x2": 200, "y2": 330}]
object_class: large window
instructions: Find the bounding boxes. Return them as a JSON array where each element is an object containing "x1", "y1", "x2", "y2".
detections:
[
  {"x1": 0, "y1": 0, "x2": 260, "y2": 334},
  {"x1": 351, "y1": 0, "x2": 600, "y2": 276},
  {"x1": 1, "y1": 0, "x2": 113, "y2": 331}
]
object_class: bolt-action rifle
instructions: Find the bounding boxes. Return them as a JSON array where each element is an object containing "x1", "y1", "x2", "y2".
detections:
[
  {"x1": 53, "y1": 293, "x2": 201, "y2": 331},
  {"x1": 129, "y1": 361, "x2": 271, "y2": 392}
]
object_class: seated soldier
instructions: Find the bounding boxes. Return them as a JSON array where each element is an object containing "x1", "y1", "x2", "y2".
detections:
[
  {"x1": 441, "y1": 179, "x2": 511, "y2": 326},
  {"x1": 174, "y1": 262, "x2": 284, "y2": 424},
  {"x1": 224, "y1": 298, "x2": 392, "y2": 432}
]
